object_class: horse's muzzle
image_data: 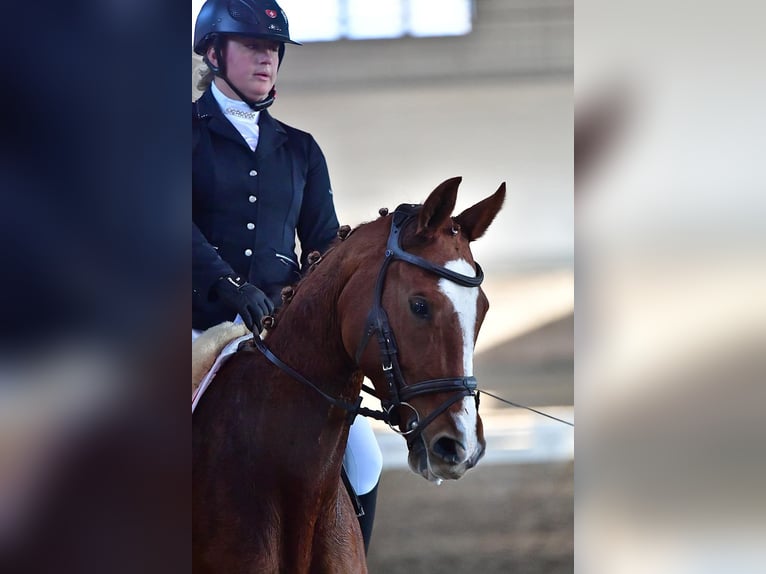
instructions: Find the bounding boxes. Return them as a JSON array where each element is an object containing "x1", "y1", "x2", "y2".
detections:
[{"x1": 408, "y1": 431, "x2": 485, "y2": 482}]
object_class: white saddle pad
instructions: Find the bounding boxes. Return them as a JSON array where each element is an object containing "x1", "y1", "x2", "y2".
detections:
[{"x1": 192, "y1": 334, "x2": 253, "y2": 413}]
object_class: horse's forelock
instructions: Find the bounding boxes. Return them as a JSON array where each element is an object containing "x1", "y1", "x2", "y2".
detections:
[{"x1": 400, "y1": 215, "x2": 476, "y2": 269}]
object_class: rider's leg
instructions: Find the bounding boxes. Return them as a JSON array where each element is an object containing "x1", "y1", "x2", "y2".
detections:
[{"x1": 343, "y1": 416, "x2": 382, "y2": 554}]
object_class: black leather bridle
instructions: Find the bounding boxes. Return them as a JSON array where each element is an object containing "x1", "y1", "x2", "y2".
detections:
[
  {"x1": 353, "y1": 203, "x2": 483, "y2": 445},
  {"x1": 252, "y1": 203, "x2": 483, "y2": 446}
]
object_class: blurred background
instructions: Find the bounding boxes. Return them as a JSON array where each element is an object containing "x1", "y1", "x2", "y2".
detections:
[
  {"x1": 576, "y1": 2, "x2": 766, "y2": 573},
  {"x1": 193, "y1": 1, "x2": 574, "y2": 572}
]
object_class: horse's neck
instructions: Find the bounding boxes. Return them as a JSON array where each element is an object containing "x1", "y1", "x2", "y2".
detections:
[
  {"x1": 256, "y1": 296, "x2": 359, "y2": 492},
  {"x1": 264, "y1": 267, "x2": 359, "y2": 401}
]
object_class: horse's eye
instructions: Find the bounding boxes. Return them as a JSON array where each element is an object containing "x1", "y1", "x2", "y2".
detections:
[{"x1": 409, "y1": 297, "x2": 430, "y2": 318}]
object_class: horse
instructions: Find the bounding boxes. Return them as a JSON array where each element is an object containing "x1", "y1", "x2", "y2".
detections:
[{"x1": 192, "y1": 176, "x2": 506, "y2": 573}]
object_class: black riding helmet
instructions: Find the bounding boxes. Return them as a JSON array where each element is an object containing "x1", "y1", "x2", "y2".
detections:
[{"x1": 193, "y1": 0, "x2": 301, "y2": 111}]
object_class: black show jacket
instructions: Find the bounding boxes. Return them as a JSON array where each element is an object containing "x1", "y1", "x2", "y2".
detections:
[{"x1": 193, "y1": 89, "x2": 339, "y2": 330}]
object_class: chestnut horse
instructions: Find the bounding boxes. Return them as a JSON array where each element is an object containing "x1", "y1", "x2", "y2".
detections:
[{"x1": 192, "y1": 177, "x2": 505, "y2": 573}]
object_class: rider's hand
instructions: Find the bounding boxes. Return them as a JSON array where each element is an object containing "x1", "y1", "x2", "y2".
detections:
[{"x1": 213, "y1": 274, "x2": 275, "y2": 333}]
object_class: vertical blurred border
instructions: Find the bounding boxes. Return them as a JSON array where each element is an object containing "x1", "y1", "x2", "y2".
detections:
[
  {"x1": 1, "y1": 1, "x2": 189, "y2": 572},
  {"x1": 576, "y1": 2, "x2": 766, "y2": 573}
]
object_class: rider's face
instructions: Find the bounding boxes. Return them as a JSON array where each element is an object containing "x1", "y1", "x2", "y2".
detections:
[{"x1": 209, "y1": 36, "x2": 280, "y2": 102}]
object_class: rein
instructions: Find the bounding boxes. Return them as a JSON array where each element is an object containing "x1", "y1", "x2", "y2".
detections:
[
  {"x1": 253, "y1": 334, "x2": 573, "y2": 429},
  {"x1": 250, "y1": 335, "x2": 387, "y2": 425},
  {"x1": 251, "y1": 203, "x2": 573, "y2": 443}
]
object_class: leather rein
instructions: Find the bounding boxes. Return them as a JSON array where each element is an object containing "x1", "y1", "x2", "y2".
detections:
[{"x1": 252, "y1": 203, "x2": 483, "y2": 445}]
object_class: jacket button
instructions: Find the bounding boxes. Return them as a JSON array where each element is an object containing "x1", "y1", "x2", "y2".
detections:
[
  {"x1": 246, "y1": 222, "x2": 255, "y2": 230},
  {"x1": 244, "y1": 249, "x2": 253, "y2": 256},
  {"x1": 249, "y1": 170, "x2": 257, "y2": 176},
  {"x1": 248, "y1": 195, "x2": 257, "y2": 203}
]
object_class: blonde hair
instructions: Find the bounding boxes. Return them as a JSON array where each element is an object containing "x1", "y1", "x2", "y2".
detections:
[
  {"x1": 197, "y1": 65, "x2": 215, "y2": 92},
  {"x1": 192, "y1": 52, "x2": 214, "y2": 100}
]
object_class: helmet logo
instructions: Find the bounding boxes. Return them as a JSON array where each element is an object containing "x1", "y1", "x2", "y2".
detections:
[{"x1": 265, "y1": 9, "x2": 277, "y2": 18}]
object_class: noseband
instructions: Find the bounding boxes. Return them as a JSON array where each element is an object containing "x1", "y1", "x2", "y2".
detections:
[
  {"x1": 354, "y1": 203, "x2": 482, "y2": 445},
  {"x1": 252, "y1": 203, "x2": 483, "y2": 445}
]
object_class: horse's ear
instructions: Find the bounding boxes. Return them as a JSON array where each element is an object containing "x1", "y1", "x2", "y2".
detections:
[
  {"x1": 417, "y1": 177, "x2": 461, "y2": 238},
  {"x1": 454, "y1": 182, "x2": 506, "y2": 241}
]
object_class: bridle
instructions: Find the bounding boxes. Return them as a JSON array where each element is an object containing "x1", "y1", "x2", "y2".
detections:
[
  {"x1": 353, "y1": 203, "x2": 482, "y2": 445},
  {"x1": 252, "y1": 203, "x2": 483, "y2": 446}
]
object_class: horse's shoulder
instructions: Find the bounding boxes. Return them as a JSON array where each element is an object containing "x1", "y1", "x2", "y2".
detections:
[{"x1": 192, "y1": 322, "x2": 250, "y2": 390}]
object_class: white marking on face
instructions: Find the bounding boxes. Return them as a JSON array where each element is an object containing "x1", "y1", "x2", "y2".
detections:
[{"x1": 437, "y1": 259, "x2": 479, "y2": 457}]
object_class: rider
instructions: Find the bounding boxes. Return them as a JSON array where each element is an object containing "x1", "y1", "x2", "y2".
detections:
[{"x1": 192, "y1": 0, "x2": 382, "y2": 553}]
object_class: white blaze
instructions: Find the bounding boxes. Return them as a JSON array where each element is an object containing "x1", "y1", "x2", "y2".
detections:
[{"x1": 437, "y1": 259, "x2": 479, "y2": 455}]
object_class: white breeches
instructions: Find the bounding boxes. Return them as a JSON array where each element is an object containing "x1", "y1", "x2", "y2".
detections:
[{"x1": 343, "y1": 415, "x2": 383, "y2": 495}]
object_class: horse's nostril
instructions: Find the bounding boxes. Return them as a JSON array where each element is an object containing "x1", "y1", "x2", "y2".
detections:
[
  {"x1": 432, "y1": 436, "x2": 465, "y2": 465},
  {"x1": 467, "y1": 442, "x2": 486, "y2": 469}
]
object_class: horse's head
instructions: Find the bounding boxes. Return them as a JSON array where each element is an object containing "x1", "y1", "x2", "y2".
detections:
[{"x1": 340, "y1": 177, "x2": 505, "y2": 482}]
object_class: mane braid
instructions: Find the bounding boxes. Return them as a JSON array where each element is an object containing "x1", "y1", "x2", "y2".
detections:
[
  {"x1": 256, "y1": 216, "x2": 395, "y2": 399},
  {"x1": 269, "y1": 221, "x2": 372, "y2": 327}
]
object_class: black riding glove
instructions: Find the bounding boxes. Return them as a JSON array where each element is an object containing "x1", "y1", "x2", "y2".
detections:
[{"x1": 213, "y1": 274, "x2": 275, "y2": 333}]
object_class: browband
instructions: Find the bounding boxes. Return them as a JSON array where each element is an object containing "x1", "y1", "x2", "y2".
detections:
[{"x1": 386, "y1": 204, "x2": 484, "y2": 287}]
